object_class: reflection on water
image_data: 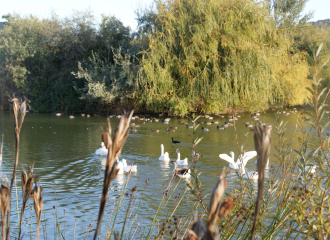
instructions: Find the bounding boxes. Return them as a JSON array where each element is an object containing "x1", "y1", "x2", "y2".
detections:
[{"x1": 0, "y1": 109, "x2": 319, "y2": 238}]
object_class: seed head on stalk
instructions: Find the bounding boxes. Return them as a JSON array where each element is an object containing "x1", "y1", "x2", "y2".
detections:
[
  {"x1": 33, "y1": 178, "x2": 43, "y2": 240},
  {"x1": 19, "y1": 164, "x2": 34, "y2": 239},
  {"x1": 0, "y1": 177, "x2": 10, "y2": 239},
  {"x1": 6, "y1": 97, "x2": 28, "y2": 239},
  {"x1": 250, "y1": 123, "x2": 271, "y2": 240},
  {"x1": 94, "y1": 110, "x2": 134, "y2": 240},
  {"x1": 0, "y1": 134, "x2": 3, "y2": 167}
]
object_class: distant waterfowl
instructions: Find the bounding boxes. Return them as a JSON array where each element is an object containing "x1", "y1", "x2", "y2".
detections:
[
  {"x1": 178, "y1": 121, "x2": 186, "y2": 125},
  {"x1": 162, "y1": 120, "x2": 169, "y2": 124},
  {"x1": 159, "y1": 144, "x2": 170, "y2": 161},
  {"x1": 171, "y1": 137, "x2": 180, "y2": 144},
  {"x1": 219, "y1": 151, "x2": 257, "y2": 169},
  {"x1": 186, "y1": 125, "x2": 193, "y2": 129},
  {"x1": 169, "y1": 126, "x2": 177, "y2": 129},
  {"x1": 304, "y1": 117, "x2": 310, "y2": 121},
  {"x1": 176, "y1": 149, "x2": 188, "y2": 165},
  {"x1": 202, "y1": 127, "x2": 209, "y2": 131},
  {"x1": 255, "y1": 112, "x2": 260, "y2": 116},
  {"x1": 151, "y1": 129, "x2": 159, "y2": 132},
  {"x1": 95, "y1": 142, "x2": 108, "y2": 156},
  {"x1": 87, "y1": 114, "x2": 90, "y2": 118},
  {"x1": 208, "y1": 116, "x2": 213, "y2": 120},
  {"x1": 217, "y1": 126, "x2": 225, "y2": 130},
  {"x1": 166, "y1": 128, "x2": 175, "y2": 132},
  {"x1": 131, "y1": 127, "x2": 138, "y2": 132},
  {"x1": 172, "y1": 161, "x2": 191, "y2": 178},
  {"x1": 212, "y1": 121, "x2": 219, "y2": 124},
  {"x1": 205, "y1": 122, "x2": 212, "y2": 125},
  {"x1": 69, "y1": 115, "x2": 75, "y2": 119},
  {"x1": 81, "y1": 113, "x2": 85, "y2": 117},
  {"x1": 153, "y1": 118, "x2": 159, "y2": 122},
  {"x1": 219, "y1": 151, "x2": 239, "y2": 169},
  {"x1": 121, "y1": 159, "x2": 137, "y2": 172},
  {"x1": 108, "y1": 114, "x2": 115, "y2": 118},
  {"x1": 163, "y1": 118, "x2": 171, "y2": 122},
  {"x1": 55, "y1": 113, "x2": 61, "y2": 116},
  {"x1": 239, "y1": 163, "x2": 258, "y2": 180},
  {"x1": 117, "y1": 161, "x2": 124, "y2": 174},
  {"x1": 219, "y1": 115, "x2": 225, "y2": 118}
]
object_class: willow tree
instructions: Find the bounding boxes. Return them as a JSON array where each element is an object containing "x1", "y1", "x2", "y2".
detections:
[{"x1": 137, "y1": 0, "x2": 310, "y2": 115}]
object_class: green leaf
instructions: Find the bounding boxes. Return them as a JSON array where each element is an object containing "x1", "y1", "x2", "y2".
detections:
[{"x1": 306, "y1": 55, "x2": 315, "y2": 65}]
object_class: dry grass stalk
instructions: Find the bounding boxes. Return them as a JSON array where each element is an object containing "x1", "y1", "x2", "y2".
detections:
[
  {"x1": 0, "y1": 134, "x2": 3, "y2": 167},
  {"x1": 6, "y1": 98, "x2": 27, "y2": 239},
  {"x1": 94, "y1": 110, "x2": 134, "y2": 240},
  {"x1": 250, "y1": 123, "x2": 271, "y2": 240},
  {"x1": 33, "y1": 178, "x2": 43, "y2": 240},
  {"x1": 0, "y1": 177, "x2": 10, "y2": 240},
  {"x1": 207, "y1": 167, "x2": 227, "y2": 233},
  {"x1": 186, "y1": 168, "x2": 230, "y2": 240},
  {"x1": 19, "y1": 164, "x2": 34, "y2": 239}
]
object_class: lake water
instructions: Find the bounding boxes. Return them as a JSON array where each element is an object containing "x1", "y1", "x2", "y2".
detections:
[{"x1": 0, "y1": 108, "x2": 317, "y2": 239}]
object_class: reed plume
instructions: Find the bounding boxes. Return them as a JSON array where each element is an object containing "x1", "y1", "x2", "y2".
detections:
[
  {"x1": 33, "y1": 178, "x2": 43, "y2": 240},
  {"x1": 250, "y1": 123, "x2": 271, "y2": 240},
  {"x1": 0, "y1": 134, "x2": 3, "y2": 167},
  {"x1": 186, "y1": 167, "x2": 230, "y2": 240},
  {"x1": 19, "y1": 164, "x2": 34, "y2": 239},
  {"x1": 94, "y1": 110, "x2": 134, "y2": 240},
  {"x1": 6, "y1": 98, "x2": 27, "y2": 239},
  {"x1": 0, "y1": 177, "x2": 10, "y2": 240}
]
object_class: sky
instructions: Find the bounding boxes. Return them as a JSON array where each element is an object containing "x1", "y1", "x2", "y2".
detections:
[{"x1": 0, "y1": 0, "x2": 329, "y2": 30}]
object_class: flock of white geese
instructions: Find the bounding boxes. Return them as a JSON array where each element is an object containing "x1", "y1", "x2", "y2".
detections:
[{"x1": 95, "y1": 141, "x2": 269, "y2": 180}]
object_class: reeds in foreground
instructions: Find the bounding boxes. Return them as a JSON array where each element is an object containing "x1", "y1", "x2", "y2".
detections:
[
  {"x1": 0, "y1": 134, "x2": 3, "y2": 167},
  {"x1": 19, "y1": 164, "x2": 34, "y2": 239},
  {"x1": 94, "y1": 110, "x2": 134, "y2": 240},
  {"x1": 7, "y1": 98, "x2": 27, "y2": 239},
  {"x1": 250, "y1": 123, "x2": 271, "y2": 240},
  {"x1": 0, "y1": 177, "x2": 10, "y2": 240},
  {"x1": 33, "y1": 178, "x2": 43, "y2": 240},
  {"x1": 186, "y1": 167, "x2": 235, "y2": 240}
]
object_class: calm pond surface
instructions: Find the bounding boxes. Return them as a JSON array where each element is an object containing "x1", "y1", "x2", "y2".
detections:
[{"x1": 0, "y1": 108, "x2": 318, "y2": 239}]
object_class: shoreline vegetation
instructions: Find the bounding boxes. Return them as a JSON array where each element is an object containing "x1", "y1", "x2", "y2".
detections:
[
  {"x1": 0, "y1": 0, "x2": 329, "y2": 116},
  {"x1": 0, "y1": 43, "x2": 329, "y2": 239}
]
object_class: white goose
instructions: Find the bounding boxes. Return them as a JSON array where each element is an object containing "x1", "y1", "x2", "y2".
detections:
[
  {"x1": 121, "y1": 159, "x2": 137, "y2": 172},
  {"x1": 95, "y1": 142, "x2": 108, "y2": 156},
  {"x1": 172, "y1": 161, "x2": 191, "y2": 178},
  {"x1": 219, "y1": 151, "x2": 239, "y2": 169},
  {"x1": 176, "y1": 149, "x2": 188, "y2": 165},
  {"x1": 116, "y1": 161, "x2": 124, "y2": 174},
  {"x1": 239, "y1": 163, "x2": 258, "y2": 180},
  {"x1": 219, "y1": 151, "x2": 257, "y2": 169},
  {"x1": 159, "y1": 144, "x2": 170, "y2": 161}
]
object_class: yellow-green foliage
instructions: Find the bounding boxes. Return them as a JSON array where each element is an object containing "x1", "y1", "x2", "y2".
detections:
[{"x1": 137, "y1": 0, "x2": 311, "y2": 115}]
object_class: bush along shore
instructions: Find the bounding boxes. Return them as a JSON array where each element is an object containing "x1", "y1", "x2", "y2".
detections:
[
  {"x1": 0, "y1": 0, "x2": 330, "y2": 115},
  {"x1": 0, "y1": 44, "x2": 329, "y2": 239}
]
